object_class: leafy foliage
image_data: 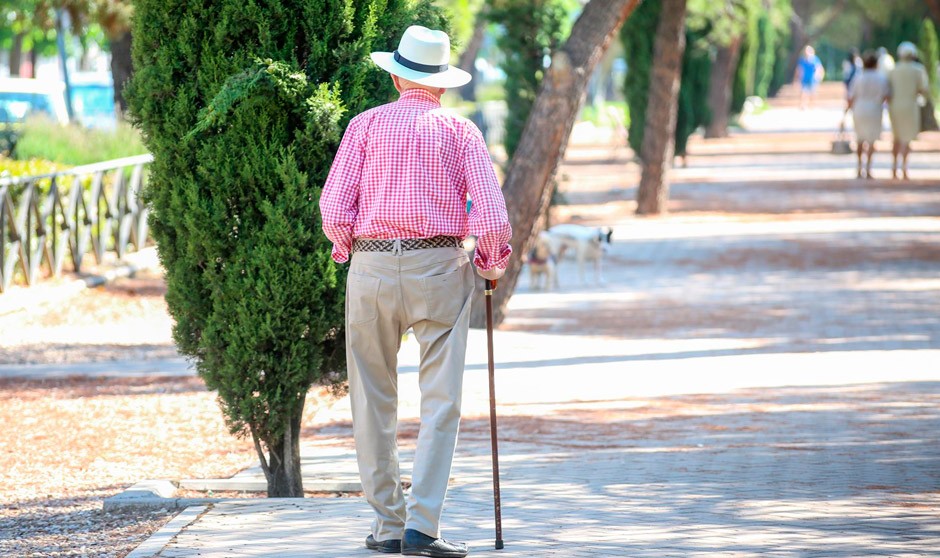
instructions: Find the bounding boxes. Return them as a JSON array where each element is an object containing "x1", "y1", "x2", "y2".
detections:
[
  {"x1": 919, "y1": 18, "x2": 939, "y2": 102},
  {"x1": 487, "y1": 0, "x2": 573, "y2": 158},
  {"x1": 731, "y1": 2, "x2": 759, "y2": 113},
  {"x1": 0, "y1": 156, "x2": 65, "y2": 179},
  {"x1": 126, "y1": 0, "x2": 444, "y2": 453},
  {"x1": 619, "y1": 0, "x2": 660, "y2": 157},
  {"x1": 622, "y1": 2, "x2": 710, "y2": 159},
  {"x1": 675, "y1": 29, "x2": 711, "y2": 157},
  {"x1": 12, "y1": 116, "x2": 145, "y2": 164}
]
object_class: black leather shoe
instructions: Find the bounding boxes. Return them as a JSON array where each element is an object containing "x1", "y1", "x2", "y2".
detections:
[
  {"x1": 365, "y1": 534, "x2": 402, "y2": 553},
  {"x1": 401, "y1": 528, "x2": 469, "y2": 557}
]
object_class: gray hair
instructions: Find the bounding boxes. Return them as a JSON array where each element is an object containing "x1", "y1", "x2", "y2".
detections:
[{"x1": 897, "y1": 41, "x2": 918, "y2": 60}]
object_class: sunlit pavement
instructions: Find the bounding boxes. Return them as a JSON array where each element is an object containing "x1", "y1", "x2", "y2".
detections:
[{"x1": 131, "y1": 94, "x2": 940, "y2": 556}]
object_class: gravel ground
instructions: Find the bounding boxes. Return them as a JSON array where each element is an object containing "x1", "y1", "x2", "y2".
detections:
[
  {"x1": 0, "y1": 268, "x2": 177, "y2": 365},
  {"x1": 0, "y1": 270, "x2": 337, "y2": 556}
]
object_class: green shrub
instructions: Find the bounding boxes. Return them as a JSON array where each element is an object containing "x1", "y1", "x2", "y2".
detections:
[
  {"x1": 12, "y1": 117, "x2": 147, "y2": 165},
  {"x1": 126, "y1": 0, "x2": 445, "y2": 497},
  {"x1": 0, "y1": 156, "x2": 65, "y2": 179},
  {"x1": 920, "y1": 19, "x2": 939, "y2": 101}
]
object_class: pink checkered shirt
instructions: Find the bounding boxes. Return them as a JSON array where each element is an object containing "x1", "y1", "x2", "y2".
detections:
[{"x1": 319, "y1": 88, "x2": 512, "y2": 270}]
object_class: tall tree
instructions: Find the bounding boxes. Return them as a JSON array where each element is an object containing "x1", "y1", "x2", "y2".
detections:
[
  {"x1": 635, "y1": 0, "x2": 687, "y2": 215},
  {"x1": 94, "y1": 1, "x2": 133, "y2": 117},
  {"x1": 127, "y1": 0, "x2": 445, "y2": 496},
  {"x1": 704, "y1": 36, "x2": 741, "y2": 138},
  {"x1": 921, "y1": 18, "x2": 939, "y2": 101},
  {"x1": 731, "y1": 2, "x2": 759, "y2": 113},
  {"x1": 488, "y1": 0, "x2": 572, "y2": 158},
  {"x1": 675, "y1": 29, "x2": 711, "y2": 159},
  {"x1": 620, "y1": 0, "x2": 659, "y2": 156},
  {"x1": 474, "y1": 0, "x2": 641, "y2": 327},
  {"x1": 622, "y1": 2, "x2": 709, "y2": 164}
]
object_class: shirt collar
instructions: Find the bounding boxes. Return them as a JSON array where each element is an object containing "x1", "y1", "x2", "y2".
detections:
[{"x1": 397, "y1": 88, "x2": 442, "y2": 108}]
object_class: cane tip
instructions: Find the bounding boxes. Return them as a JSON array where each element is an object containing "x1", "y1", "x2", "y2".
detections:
[{"x1": 495, "y1": 540, "x2": 504, "y2": 550}]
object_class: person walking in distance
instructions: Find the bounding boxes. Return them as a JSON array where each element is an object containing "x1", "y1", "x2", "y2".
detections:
[
  {"x1": 320, "y1": 25, "x2": 512, "y2": 558},
  {"x1": 795, "y1": 45, "x2": 825, "y2": 110},
  {"x1": 888, "y1": 41, "x2": 930, "y2": 180},
  {"x1": 842, "y1": 48, "x2": 861, "y2": 98},
  {"x1": 848, "y1": 51, "x2": 889, "y2": 179}
]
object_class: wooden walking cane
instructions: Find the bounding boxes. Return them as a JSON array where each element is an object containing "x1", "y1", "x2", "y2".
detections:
[{"x1": 484, "y1": 279, "x2": 504, "y2": 550}]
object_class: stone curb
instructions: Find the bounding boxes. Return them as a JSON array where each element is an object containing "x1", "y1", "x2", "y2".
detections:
[
  {"x1": 124, "y1": 505, "x2": 209, "y2": 558},
  {"x1": 104, "y1": 478, "x2": 367, "y2": 512},
  {"x1": 103, "y1": 480, "x2": 214, "y2": 512}
]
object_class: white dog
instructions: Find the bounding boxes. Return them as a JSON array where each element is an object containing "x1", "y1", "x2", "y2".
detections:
[
  {"x1": 525, "y1": 231, "x2": 558, "y2": 290},
  {"x1": 542, "y1": 224, "x2": 613, "y2": 285}
]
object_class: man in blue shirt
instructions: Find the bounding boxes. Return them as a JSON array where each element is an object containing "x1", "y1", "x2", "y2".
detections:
[{"x1": 795, "y1": 45, "x2": 825, "y2": 110}]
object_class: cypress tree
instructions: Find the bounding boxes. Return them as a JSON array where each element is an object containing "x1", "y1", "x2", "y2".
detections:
[
  {"x1": 919, "y1": 18, "x2": 939, "y2": 101},
  {"x1": 487, "y1": 0, "x2": 570, "y2": 159},
  {"x1": 126, "y1": 0, "x2": 445, "y2": 497},
  {"x1": 753, "y1": 14, "x2": 777, "y2": 99},
  {"x1": 675, "y1": 29, "x2": 711, "y2": 158},
  {"x1": 623, "y1": 5, "x2": 707, "y2": 161},
  {"x1": 620, "y1": 0, "x2": 660, "y2": 157},
  {"x1": 768, "y1": 21, "x2": 791, "y2": 97},
  {"x1": 731, "y1": 4, "x2": 758, "y2": 114}
]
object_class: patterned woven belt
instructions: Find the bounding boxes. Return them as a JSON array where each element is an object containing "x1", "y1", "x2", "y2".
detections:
[{"x1": 352, "y1": 236, "x2": 462, "y2": 253}]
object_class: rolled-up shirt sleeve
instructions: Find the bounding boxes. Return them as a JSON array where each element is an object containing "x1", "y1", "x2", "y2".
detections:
[
  {"x1": 319, "y1": 117, "x2": 364, "y2": 263},
  {"x1": 463, "y1": 126, "x2": 512, "y2": 270}
]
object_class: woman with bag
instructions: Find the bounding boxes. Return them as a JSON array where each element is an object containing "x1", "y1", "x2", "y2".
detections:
[
  {"x1": 848, "y1": 51, "x2": 890, "y2": 179},
  {"x1": 887, "y1": 41, "x2": 930, "y2": 180}
]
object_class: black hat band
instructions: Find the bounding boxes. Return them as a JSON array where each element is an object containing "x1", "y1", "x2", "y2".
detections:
[{"x1": 394, "y1": 50, "x2": 449, "y2": 74}]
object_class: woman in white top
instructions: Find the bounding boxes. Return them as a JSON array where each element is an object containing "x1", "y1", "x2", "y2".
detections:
[
  {"x1": 888, "y1": 41, "x2": 930, "y2": 179},
  {"x1": 848, "y1": 51, "x2": 890, "y2": 179}
]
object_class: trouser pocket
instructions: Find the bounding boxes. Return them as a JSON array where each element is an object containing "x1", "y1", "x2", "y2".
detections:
[
  {"x1": 421, "y1": 266, "x2": 467, "y2": 325},
  {"x1": 347, "y1": 273, "x2": 381, "y2": 325}
]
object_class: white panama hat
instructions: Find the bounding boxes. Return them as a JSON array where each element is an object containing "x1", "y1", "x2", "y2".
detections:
[{"x1": 370, "y1": 25, "x2": 471, "y2": 89}]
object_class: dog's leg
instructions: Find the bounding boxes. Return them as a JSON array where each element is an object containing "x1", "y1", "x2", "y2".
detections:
[{"x1": 577, "y1": 247, "x2": 587, "y2": 285}]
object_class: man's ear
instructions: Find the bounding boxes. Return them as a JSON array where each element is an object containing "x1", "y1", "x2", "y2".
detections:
[{"x1": 392, "y1": 74, "x2": 403, "y2": 93}]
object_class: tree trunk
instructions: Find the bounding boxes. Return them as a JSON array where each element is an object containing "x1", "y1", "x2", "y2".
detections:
[
  {"x1": 471, "y1": 0, "x2": 641, "y2": 328},
  {"x1": 784, "y1": 14, "x2": 807, "y2": 86},
  {"x1": 704, "y1": 36, "x2": 741, "y2": 139},
  {"x1": 457, "y1": 17, "x2": 486, "y2": 102},
  {"x1": 109, "y1": 31, "x2": 134, "y2": 118},
  {"x1": 9, "y1": 33, "x2": 25, "y2": 77},
  {"x1": 26, "y1": 48, "x2": 38, "y2": 78},
  {"x1": 635, "y1": 0, "x2": 687, "y2": 216},
  {"x1": 784, "y1": 0, "x2": 845, "y2": 83},
  {"x1": 253, "y1": 396, "x2": 305, "y2": 497}
]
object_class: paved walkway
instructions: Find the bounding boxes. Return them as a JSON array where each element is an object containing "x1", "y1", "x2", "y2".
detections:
[{"x1": 127, "y1": 97, "x2": 940, "y2": 556}]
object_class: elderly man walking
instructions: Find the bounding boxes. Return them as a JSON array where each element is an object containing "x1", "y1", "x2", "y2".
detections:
[{"x1": 320, "y1": 25, "x2": 512, "y2": 558}]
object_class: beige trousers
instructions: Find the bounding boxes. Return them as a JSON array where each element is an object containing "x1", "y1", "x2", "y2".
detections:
[{"x1": 346, "y1": 245, "x2": 475, "y2": 541}]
